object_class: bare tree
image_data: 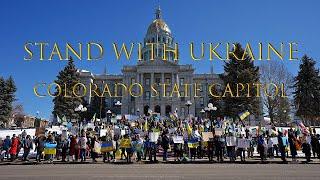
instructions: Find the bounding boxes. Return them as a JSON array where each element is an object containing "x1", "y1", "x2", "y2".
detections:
[{"x1": 259, "y1": 61, "x2": 293, "y2": 125}]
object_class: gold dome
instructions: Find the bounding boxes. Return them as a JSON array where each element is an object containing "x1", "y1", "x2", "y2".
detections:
[
  {"x1": 147, "y1": 19, "x2": 171, "y2": 35},
  {"x1": 146, "y1": 6, "x2": 171, "y2": 35}
]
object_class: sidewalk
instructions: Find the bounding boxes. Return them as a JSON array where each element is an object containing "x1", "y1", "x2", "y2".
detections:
[{"x1": 1, "y1": 156, "x2": 320, "y2": 166}]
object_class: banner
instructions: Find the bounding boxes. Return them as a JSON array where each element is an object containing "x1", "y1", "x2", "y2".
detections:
[
  {"x1": 173, "y1": 136, "x2": 184, "y2": 144},
  {"x1": 100, "y1": 141, "x2": 114, "y2": 152},
  {"x1": 202, "y1": 132, "x2": 214, "y2": 142},
  {"x1": 226, "y1": 136, "x2": 237, "y2": 146}
]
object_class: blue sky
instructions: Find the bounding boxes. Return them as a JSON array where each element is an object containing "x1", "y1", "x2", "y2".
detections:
[{"x1": 0, "y1": 0, "x2": 319, "y2": 119}]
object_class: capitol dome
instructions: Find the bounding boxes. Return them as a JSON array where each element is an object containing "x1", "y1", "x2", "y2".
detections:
[
  {"x1": 146, "y1": 6, "x2": 171, "y2": 35},
  {"x1": 147, "y1": 19, "x2": 171, "y2": 35}
]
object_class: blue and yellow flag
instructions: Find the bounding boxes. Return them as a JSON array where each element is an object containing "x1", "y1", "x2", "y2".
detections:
[{"x1": 239, "y1": 111, "x2": 250, "y2": 121}]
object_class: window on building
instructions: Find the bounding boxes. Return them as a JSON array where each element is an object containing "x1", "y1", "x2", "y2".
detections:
[
  {"x1": 200, "y1": 97, "x2": 204, "y2": 106},
  {"x1": 131, "y1": 78, "x2": 135, "y2": 84},
  {"x1": 181, "y1": 107, "x2": 185, "y2": 116},
  {"x1": 166, "y1": 78, "x2": 171, "y2": 84},
  {"x1": 180, "y1": 78, "x2": 184, "y2": 86},
  {"x1": 145, "y1": 78, "x2": 150, "y2": 86},
  {"x1": 145, "y1": 91, "x2": 150, "y2": 100},
  {"x1": 155, "y1": 78, "x2": 161, "y2": 84},
  {"x1": 180, "y1": 91, "x2": 185, "y2": 101}
]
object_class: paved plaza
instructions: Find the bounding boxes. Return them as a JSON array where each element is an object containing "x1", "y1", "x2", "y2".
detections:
[{"x1": 0, "y1": 163, "x2": 320, "y2": 180}]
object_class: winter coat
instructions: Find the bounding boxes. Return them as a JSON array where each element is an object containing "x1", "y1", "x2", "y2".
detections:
[{"x1": 9, "y1": 137, "x2": 20, "y2": 155}]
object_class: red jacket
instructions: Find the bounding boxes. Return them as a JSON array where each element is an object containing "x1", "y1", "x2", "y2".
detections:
[{"x1": 9, "y1": 137, "x2": 20, "y2": 155}]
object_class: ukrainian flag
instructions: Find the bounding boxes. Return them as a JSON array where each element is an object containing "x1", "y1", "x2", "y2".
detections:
[
  {"x1": 100, "y1": 141, "x2": 114, "y2": 153},
  {"x1": 44, "y1": 142, "x2": 57, "y2": 155},
  {"x1": 239, "y1": 111, "x2": 250, "y2": 121}
]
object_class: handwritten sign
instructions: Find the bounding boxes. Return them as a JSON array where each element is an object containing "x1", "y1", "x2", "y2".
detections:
[
  {"x1": 226, "y1": 136, "x2": 237, "y2": 146},
  {"x1": 202, "y1": 132, "x2": 214, "y2": 142},
  {"x1": 149, "y1": 132, "x2": 159, "y2": 142},
  {"x1": 215, "y1": 128, "x2": 224, "y2": 136},
  {"x1": 237, "y1": 138, "x2": 250, "y2": 148},
  {"x1": 120, "y1": 138, "x2": 131, "y2": 148},
  {"x1": 173, "y1": 136, "x2": 184, "y2": 144},
  {"x1": 271, "y1": 137, "x2": 278, "y2": 145}
]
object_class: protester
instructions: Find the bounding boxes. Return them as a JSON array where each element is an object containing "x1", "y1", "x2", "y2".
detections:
[
  {"x1": 9, "y1": 134, "x2": 20, "y2": 161},
  {"x1": 79, "y1": 133, "x2": 88, "y2": 162},
  {"x1": 22, "y1": 135, "x2": 33, "y2": 161}
]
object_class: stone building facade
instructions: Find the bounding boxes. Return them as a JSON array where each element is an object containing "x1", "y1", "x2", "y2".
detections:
[{"x1": 78, "y1": 7, "x2": 223, "y2": 118}]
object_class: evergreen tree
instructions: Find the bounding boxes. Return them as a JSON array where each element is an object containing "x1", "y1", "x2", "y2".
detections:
[
  {"x1": 0, "y1": 76, "x2": 17, "y2": 126},
  {"x1": 52, "y1": 57, "x2": 82, "y2": 121},
  {"x1": 293, "y1": 55, "x2": 320, "y2": 124},
  {"x1": 89, "y1": 87, "x2": 106, "y2": 120},
  {"x1": 223, "y1": 43, "x2": 261, "y2": 121}
]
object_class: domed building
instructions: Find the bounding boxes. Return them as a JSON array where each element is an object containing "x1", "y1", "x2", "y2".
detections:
[{"x1": 79, "y1": 7, "x2": 223, "y2": 118}]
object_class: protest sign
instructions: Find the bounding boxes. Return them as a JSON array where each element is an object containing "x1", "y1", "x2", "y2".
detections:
[
  {"x1": 237, "y1": 138, "x2": 250, "y2": 148},
  {"x1": 202, "y1": 132, "x2": 214, "y2": 142},
  {"x1": 188, "y1": 142, "x2": 199, "y2": 148},
  {"x1": 271, "y1": 137, "x2": 278, "y2": 145},
  {"x1": 121, "y1": 130, "x2": 126, "y2": 136},
  {"x1": 173, "y1": 136, "x2": 184, "y2": 144},
  {"x1": 94, "y1": 141, "x2": 101, "y2": 153},
  {"x1": 226, "y1": 136, "x2": 237, "y2": 146},
  {"x1": 120, "y1": 138, "x2": 131, "y2": 148},
  {"x1": 215, "y1": 128, "x2": 224, "y2": 136},
  {"x1": 149, "y1": 132, "x2": 159, "y2": 142}
]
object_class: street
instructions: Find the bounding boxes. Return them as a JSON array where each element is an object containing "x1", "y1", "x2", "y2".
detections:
[{"x1": 0, "y1": 163, "x2": 319, "y2": 180}]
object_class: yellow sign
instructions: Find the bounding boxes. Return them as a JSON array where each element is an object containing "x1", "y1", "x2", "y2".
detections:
[{"x1": 120, "y1": 138, "x2": 131, "y2": 148}]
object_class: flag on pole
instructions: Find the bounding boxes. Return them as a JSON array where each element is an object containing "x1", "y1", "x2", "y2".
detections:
[
  {"x1": 62, "y1": 115, "x2": 67, "y2": 123},
  {"x1": 144, "y1": 120, "x2": 148, "y2": 132},
  {"x1": 239, "y1": 111, "x2": 250, "y2": 121},
  {"x1": 57, "y1": 115, "x2": 62, "y2": 123},
  {"x1": 186, "y1": 122, "x2": 192, "y2": 135},
  {"x1": 91, "y1": 113, "x2": 96, "y2": 123}
]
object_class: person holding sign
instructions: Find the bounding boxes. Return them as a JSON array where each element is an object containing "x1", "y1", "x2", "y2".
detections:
[
  {"x1": 119, "y1": 134, "x2": 132, "y2": 163},
  {"x1": 236, "y1": 135, "x2": 246, "y2": 162},
  {"x1": 161, "y1": 130, "x2": 170, "y2": 162},
  {"x1": 226, "y1": 134, "x2": 236, "y2": 162},
  {"x1": 101, "y1": 135, "x2": 114, "y2": 163}
]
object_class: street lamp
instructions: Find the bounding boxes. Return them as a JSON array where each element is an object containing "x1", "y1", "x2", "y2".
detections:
[
  {"x1": 200, "y1": 109, "x2": 205, "y2": 120},
  {"x1": 107, "y1": 110, "x2": 112, "y2": 124},
  {"x1": 75, "y1": 104, "x2": 87, "y2": 132},
  {"x1": 185, "y1": 100, "x2": 192, "y2": 118},
  {"x1": 115, "y1": 101, "x2": 122, "y2": 115},
  {"x1": 137, "y1": 108, "x2": 140, "y2": 116},
  {"x1": 207, "y1": 103, "x2": 217, "y2": 131}
]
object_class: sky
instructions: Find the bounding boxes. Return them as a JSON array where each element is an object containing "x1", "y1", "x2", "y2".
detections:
[{"x1": 0, "y1": 0, "x2": 319, "y2": 119}]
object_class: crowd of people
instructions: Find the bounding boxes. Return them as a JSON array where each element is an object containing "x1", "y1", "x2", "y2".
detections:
[{"x1": 1, "y1": 115, "x2": 320, "y2": 164}]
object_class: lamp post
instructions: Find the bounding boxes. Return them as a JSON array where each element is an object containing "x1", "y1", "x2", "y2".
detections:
[
  {"x1": 107, "y1": 109, "x2": 112, "y2": 124},
  {"x1": 75, "y1": 104, "x2": 87, "y2": 133},
  {"x1": 185, "y1": 100, "x2": 192, "y2": 118},
  {"x1": 115, "y1": 101, "x2": 122, "y2": 115},
  {"x1": 137, "y1": 108, "x2": 140, "y2": 116},
  {"x1": 207, "y1": 103, "x2": 217, "y2": 131},
  {"x1": 200, "y1": 109, "x2": 205, "y2": 121}
]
